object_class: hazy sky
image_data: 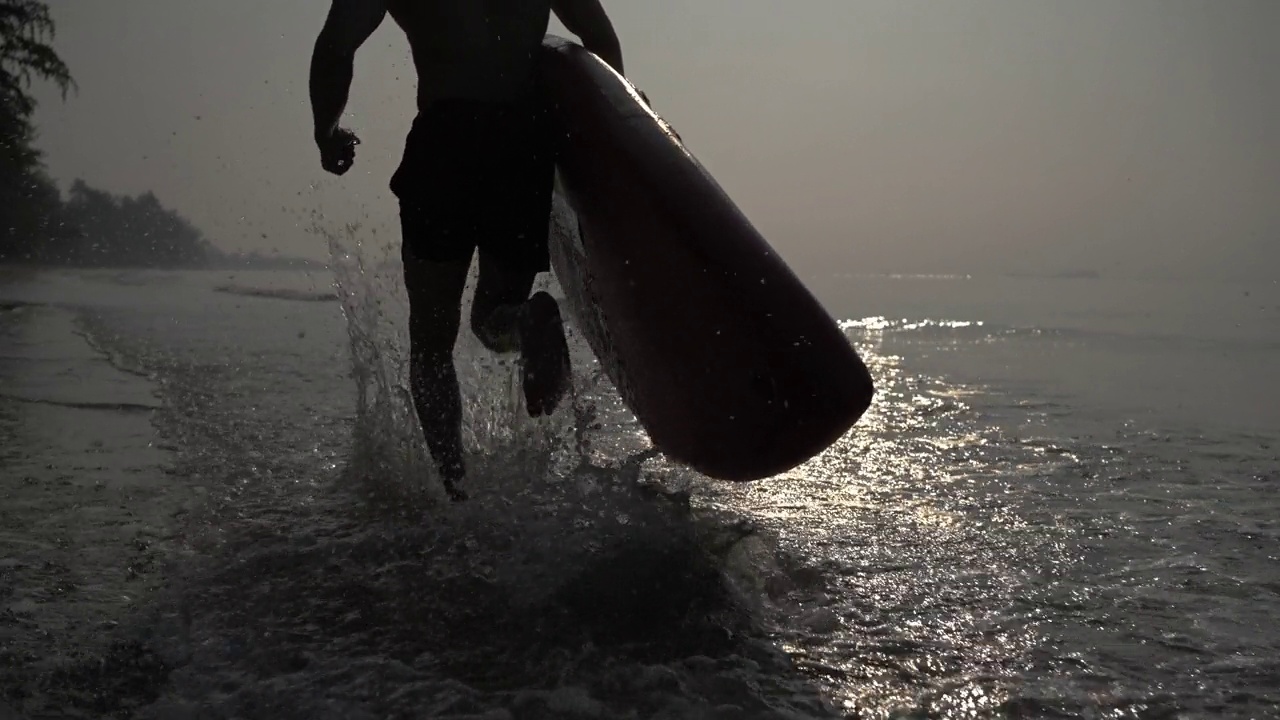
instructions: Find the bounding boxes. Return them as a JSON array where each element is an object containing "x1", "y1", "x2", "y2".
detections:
[{"x1": 30, "y1": 0, "x2": 1280, "y2": 279}]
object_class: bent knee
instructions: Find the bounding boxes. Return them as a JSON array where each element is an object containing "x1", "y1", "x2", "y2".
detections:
[
  {"x1": 472, "y1": 322, "x2": 521, "y2": 354},
  {"x1": 471, "y1": 304, "x2": 522, "y2": 354}
]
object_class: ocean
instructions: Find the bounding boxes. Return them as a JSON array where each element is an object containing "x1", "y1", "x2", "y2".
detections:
[{"x1": 1, "y1": 241, "x2": 1277, "y2": 718}]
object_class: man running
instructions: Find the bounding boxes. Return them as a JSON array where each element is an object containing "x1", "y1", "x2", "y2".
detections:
[{"x1": 309, "y1": 0, "x2": 625, "y2": 500}]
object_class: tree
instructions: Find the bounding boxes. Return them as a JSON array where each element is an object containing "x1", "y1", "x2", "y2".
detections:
[
  {"x1": 59, "y1": 179, "x2": 216, "y2": 267},
  {"x1": 1, "y1": 1, "x2": 72, "y2": 111},
  {"x1": 2, "y1": 3, "x2": 215, "y2": 268},
  {"x1": 1, "y1": 0, "x2": 74, "y2": 261}
]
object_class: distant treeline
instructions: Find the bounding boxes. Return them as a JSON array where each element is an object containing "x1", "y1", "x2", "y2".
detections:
[
  {"x1": 2, "y1": 1, "x2": 302, "y2": 270},
  {"x1": 1, "y1": 179, "x2": 223, "y2": 267}
]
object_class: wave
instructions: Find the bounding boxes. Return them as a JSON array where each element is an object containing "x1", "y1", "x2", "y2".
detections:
[
  {"x1": 0, "y1": 393, "x2": 159, "y2": 413},
  {"x1": 828, "y1": 273, "x2": 975, "y2": 281},
  {"x1": 212, "y1": 284, "x2": 338, "y2": 303},
  {"x1": 0, "y1": 299, "x2": 38, "y2": 313}
]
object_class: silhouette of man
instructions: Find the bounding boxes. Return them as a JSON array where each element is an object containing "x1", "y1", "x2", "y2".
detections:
[{"x1": 309, "y1": 0, "x2": 625, "y2": 501}]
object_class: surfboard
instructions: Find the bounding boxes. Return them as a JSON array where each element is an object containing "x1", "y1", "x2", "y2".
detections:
[{"x1": 539, "y1": 35, "x2": 874, "y2": 482}]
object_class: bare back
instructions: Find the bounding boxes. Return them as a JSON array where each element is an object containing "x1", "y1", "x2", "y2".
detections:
[{"x1": 387, "y1": 0, "x2": 553, "y2": 107}]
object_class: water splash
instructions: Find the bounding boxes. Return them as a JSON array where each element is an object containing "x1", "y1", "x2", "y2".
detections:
[
  {"x1": 321, "y1": 223, "x2": 540, "y2": 507},
  {"x1": 311, "y1": 193, "x2": 656, "y2": 517}
]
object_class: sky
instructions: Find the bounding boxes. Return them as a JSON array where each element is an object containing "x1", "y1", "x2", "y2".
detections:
[{"x1": 29, "y1": 0, "x2": 1280, "y2": 280}]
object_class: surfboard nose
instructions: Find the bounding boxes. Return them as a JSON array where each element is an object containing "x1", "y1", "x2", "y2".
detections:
[
  {"x1": 778, "y1": 342, "x2": 876, "y2": 467},
  {"x1": 692, "y1": 324, "x2": 875, "y2": 482}
]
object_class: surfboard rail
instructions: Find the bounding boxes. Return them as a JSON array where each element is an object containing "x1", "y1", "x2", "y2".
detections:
[{"x1": 540, "y1": 35, "x2": 874, "y2": 481}]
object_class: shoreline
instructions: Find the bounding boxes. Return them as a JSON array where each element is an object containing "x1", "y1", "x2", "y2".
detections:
[
  {"x1": 0, "y1": 257, "x2": 326, "y2": 273},
  {"x1": 0, "y1": 302, "x2": 197, "y2": 699}
]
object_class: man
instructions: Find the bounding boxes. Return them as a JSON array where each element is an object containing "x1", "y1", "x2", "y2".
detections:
[{"x1": 309, "y1": 0, "x2": 625, "y2": 501}]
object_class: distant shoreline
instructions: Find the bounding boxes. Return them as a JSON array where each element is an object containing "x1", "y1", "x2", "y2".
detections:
[
  {"x1": 205, "y1": 254, "x2": 328, "y2": 271},
  {"x1": 0, "y1": 255, "x2": 327, "y2": 274},
  {"x1": 1005, "y1": 269, "x2": 1101, "y2": 280}
]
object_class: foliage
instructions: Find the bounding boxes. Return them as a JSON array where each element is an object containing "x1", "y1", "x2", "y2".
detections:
[
  {"x1": 1, "y1": 0, "x2": 72, "y2": 253},
  {"x1": 1, "y1": 0, "x2": 74, "y2": 115},
  {"x1": 2, "y1": 1, "x2": 213, "y2": 267},
  {"x1": 54, "y1": 180, "x2": 217, "y2": 266}
]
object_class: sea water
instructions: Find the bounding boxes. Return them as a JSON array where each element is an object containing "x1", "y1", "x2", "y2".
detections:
[{"x1": 1, "y1": 223, "x2": 1276, "y2": 718}]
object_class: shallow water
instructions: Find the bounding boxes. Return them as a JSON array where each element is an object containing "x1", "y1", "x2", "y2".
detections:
[{"x1": 1, "y1": 246, "x2": 1277, "y2": 718}]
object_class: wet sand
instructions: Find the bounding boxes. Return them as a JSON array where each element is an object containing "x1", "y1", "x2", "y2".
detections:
[{"x1": 0, "y1": 299, "x2": 197, "y2": 714}]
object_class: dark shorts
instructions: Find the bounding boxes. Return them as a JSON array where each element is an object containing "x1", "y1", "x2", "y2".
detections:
[{"x1": 390, "y1": 96, "x2": 556, "y2": 275}]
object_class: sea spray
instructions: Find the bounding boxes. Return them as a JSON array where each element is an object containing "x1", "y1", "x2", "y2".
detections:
[{"x1": 314, "y1": 201, "x2": 596, "y2": 511}]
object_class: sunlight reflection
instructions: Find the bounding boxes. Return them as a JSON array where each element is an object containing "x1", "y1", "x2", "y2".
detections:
[
  {"x1": 313, "y1": 221, "x2": 1080, "y2": 717},
  {"x1": 840, "y1": 316, "x2": 985, "y2": 333},
  {"x1": 696, "y1": 322, "x2": 1074, "y2": 717}
]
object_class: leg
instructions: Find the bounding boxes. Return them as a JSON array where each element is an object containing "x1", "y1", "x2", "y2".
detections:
[
  {"x1": 467, "y1": 98, "x2": 570, "y2": 416},
  {"x1": 469, "y1": 247, "x2": 538, "y2": 354},
  {"x1": 391, "y1": 108, "x2": 484, "y2": 500},
  {"x1": 401, "y1": 234, "x2": 472, "y2": 500},
  {"x1": 469, "y1": 245, "x2": 571, "y2": 417},
  {"x1": 516, "y1": 288, "x2": 571, "y2": 417}
]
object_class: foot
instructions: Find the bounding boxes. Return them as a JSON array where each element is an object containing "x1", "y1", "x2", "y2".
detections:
[
  {"x1": 518, "y1": 291, "x2": 571, "y2": 417},
  {"x1": 442, "y1": 477, "x2": 468, "y2": 502}
]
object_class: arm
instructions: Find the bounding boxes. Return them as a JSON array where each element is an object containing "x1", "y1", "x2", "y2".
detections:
[
  {"x1": 551, "y1": 0, "x2": 624, "y2": 75},
  {"x1": 309, "y1": 0, "x2": 387, "y2": 173}
]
